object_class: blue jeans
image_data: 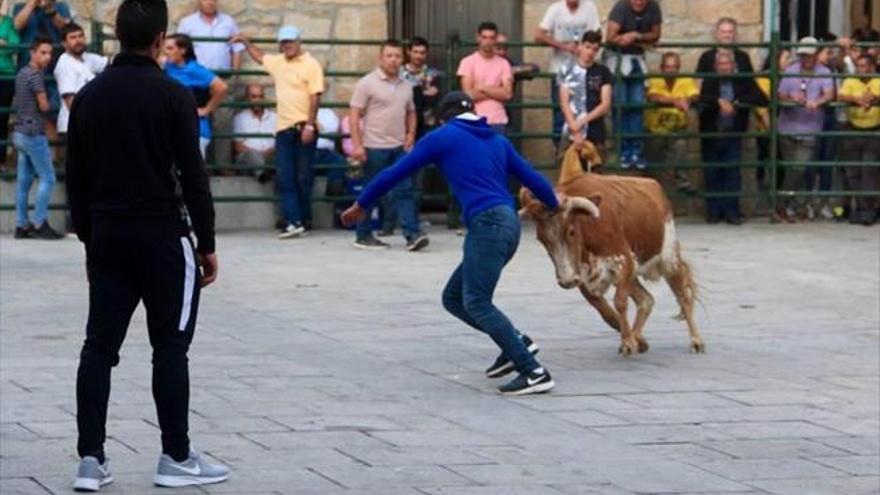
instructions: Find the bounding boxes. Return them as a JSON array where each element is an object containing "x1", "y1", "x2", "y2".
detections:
[
  {"x1": 275, "y1": 128, "x2": 316, "y2": 225},
  {"x1": 614, "y1": 62, "x2": 645, "y2": 159},
  {"x1": 441, "y1": 205, "x2": 540, "y2": 374},
  {"x1": 356, "y1": 147, "x2": 420, "y2": 240},
  {"x1": 701, "y1": 138, "x2": 742, "y2": 221},
  {"x1": 13, "y1": 132, "x2": 55, "y2": 228},
  {"x1": 550, "y1": 77, "x2": 564, "y2": 145},
  {"x1": 804, "y1": 111, "x2": 835, "y2": 196}
]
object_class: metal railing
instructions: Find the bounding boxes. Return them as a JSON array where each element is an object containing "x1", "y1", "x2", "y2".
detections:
[{"x1": 2, "y1": 20, "x2": 879, "y2": 224}]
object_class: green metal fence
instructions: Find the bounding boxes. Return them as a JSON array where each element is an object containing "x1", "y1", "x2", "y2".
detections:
[{"x1": 1, "y1": 19, "x2": 878, "y2": 224}]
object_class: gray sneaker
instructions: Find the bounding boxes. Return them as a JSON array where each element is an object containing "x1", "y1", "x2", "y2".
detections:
[
  {"x1": 73, "y1": 456, "x2": 112, "y2": 492},
  {"x1": 154, "y1": 449, "x2": 229, "y2": 487}
]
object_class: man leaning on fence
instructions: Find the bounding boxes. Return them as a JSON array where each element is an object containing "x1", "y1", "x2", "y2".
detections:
[
  {"x1": 176, "y1": 0, "x2": 244, "y2": 72},
  {"x1": 457, "y1": 22, "x2": 514, "y2": 135},
  {"x1": 777, "y1": 36, "x2": 835, "y2": 222},
  {"x1": 349, "y1": 39, "x2": 428, "y2": 252},
  {"x1": 55, "y1": 23, "x2": 108, "y2": 140},
  {"x1": 698, "y1": 49, "x2": 767, "y2": 225},
  {"x1": 604, "y1": 0, "x2": 663, "y2": 170},
  {"x1": 696, "y1": 17, "x2": 754, "y2": 77},
  {"x1": 232, "y1": 26, "x2": 324, "y2": 239},
  {"x1": 535, "y1": 0, "x2": 601, "y2": 144},
  {"x1": 557, "y1": 30, "x2": 612, "y2": 154},
  {"x1": 837, "y1": 53, "x2": 880, "y2": 226},
  {"x1": 645, "y1": 52, "x2": 698, "y2": 193}
]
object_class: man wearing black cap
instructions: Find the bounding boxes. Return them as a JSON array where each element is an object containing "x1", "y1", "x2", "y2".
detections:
[
  {"x1": 341, "y1": 92, "x2": 561, "y2": 396},
  {"x1": 65, "y1": 0, "x2": 228, "y2": 490}
]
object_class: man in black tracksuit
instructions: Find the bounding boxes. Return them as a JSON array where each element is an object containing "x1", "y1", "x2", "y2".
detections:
[{"x1": 65, "y1": 0, "x2": 228, "y2": 490}]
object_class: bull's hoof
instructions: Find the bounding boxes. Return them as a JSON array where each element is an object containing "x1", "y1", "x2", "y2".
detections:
[
  {"x1": 671, "y1": 312, "x2": 686, "y2": 321},
  {"x1": 637, "y1": 337, "x2": 650, "y2": 354},
  {"x1": 618, "y1": 339, "x2": 639, "y2": 357},
  {"x1": 690, "y1": 340, "x2": 706, "y2": 354}
]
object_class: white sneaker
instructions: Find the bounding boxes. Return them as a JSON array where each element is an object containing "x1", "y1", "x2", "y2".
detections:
[
  {"x1": 278, "y1": 223, "x2": 305, "y2": 239},
  {"x1": 806, "y1": 204, "x2": 816, "y2": 221},
  {"x1": 819, "y1": 205, "x2": 834, "y2": 220},
  {"x1": 73, "y1": 456, "x2": 112, "y2": 492},
  {"x1": 154, "y1": 449, "x2": 229, "y2": 487}
]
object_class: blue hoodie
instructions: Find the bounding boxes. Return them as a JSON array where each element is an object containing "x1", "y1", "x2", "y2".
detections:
[{"x1": 356, "y1": 116, "x2": 559, "y2": 223}]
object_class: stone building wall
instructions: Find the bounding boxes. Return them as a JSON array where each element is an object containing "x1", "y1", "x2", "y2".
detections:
[
  {"x1": 66, "y1": 0, "x2": 389, "y2": 104},
  {"x1": 58, "y1": 0, "x2": 765, "y2": 167}
]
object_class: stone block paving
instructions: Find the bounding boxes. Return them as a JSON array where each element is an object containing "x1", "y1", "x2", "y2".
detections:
[{"x1": 1, "y1": 222, "x2": 878, "y2": 494}]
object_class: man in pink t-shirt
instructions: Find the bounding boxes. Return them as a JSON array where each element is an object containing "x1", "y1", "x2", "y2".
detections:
[{"x1": 456, "y1": 21, "x2": 514, "y2": 133}]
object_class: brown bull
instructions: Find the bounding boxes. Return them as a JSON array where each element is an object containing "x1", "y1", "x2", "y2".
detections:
[{"x1": 519, "y1": 161, "x2": 705, "y2": 356}]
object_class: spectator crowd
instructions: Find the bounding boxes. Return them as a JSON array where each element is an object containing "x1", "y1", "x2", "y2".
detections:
[{"x1": 3, "y1": 0, "x2": 879, "y2": 243}]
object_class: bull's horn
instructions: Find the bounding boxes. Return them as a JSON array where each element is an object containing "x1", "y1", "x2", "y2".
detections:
[
  {"x1": 565, "y1": 196, "x2": 600, "y2": 219},
  {"x1": 518, "y1": 207, "x2": 531, "y2": 220}
]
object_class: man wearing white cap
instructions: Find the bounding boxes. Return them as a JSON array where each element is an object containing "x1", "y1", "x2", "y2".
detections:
[
  {"x1": 777, "y1": 36, "x2": 835, "y2": 219},
  {"x1": 232, "y1": 27, "x2": 324, "y2": 238}
]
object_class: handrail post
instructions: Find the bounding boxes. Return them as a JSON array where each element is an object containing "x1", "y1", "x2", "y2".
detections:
[
  {"x1": 613, "y1": 55, "x2": 623, "y2": 170},
  {"x1": 445, "y1": 33, "x2": 460, "y2": 228},
  {"x1": 768, "y1": 30, "x2": 780, "y2": 221},
  {"x1": 90, "y1": 20, "x2": 103, "y2": 55}
]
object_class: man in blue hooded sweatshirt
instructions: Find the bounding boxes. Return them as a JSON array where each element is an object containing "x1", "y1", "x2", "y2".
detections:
[{"x1": 341, "y1": 92, "x2": 560, "y2": 396}]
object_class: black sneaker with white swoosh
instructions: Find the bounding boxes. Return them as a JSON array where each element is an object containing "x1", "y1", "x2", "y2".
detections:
[
  {"x1": 485, "y1": 334, "x2": 539, "y2": 379},
  {"x1": 497, "y1": 367, "x2": 555, "y2": 396}
]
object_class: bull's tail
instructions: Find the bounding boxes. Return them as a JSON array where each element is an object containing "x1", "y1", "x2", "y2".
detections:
[{"x1": 666, "y1": 243, "x2": 701, "y2": 320}]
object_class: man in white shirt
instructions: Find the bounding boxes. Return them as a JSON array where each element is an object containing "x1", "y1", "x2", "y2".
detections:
[
  {"x1": 535, "y1": 0, "x2": 601, "y2": 144},
  {"x1": 176, "y1": 0, "x2": 244, "y2": 72},
  {"x1": 54, "y1": 22, "x2": 108, "y2": 135},
  {"x1": 233, "y1": 83, "x2": 276, "y2": 181}
]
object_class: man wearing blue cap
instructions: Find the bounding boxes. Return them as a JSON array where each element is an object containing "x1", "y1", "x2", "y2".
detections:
[
  {"x1": 232, "y1": 27, "x2": 324, "y2": 239},
  {"x1": 341, "y1": 92, "x2": 560, "y2": 396}
]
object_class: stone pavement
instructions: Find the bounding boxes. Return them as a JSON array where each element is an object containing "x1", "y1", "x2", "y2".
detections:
[{"x1": 1, "y1": 222, "x2": 878, "y2": 495}]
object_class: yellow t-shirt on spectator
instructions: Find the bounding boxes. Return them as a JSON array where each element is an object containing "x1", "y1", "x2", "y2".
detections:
[
  {"x1": 839, "y1": 77, "x2": 880, "y2": 129},
  {"x1": 262, "y1": 52, "x2": 325, "y2": 132},
  {"x1": 645, "y1": 77, "x2": 699, "y2": 134},
  {"x1": 754, "y1": 77, "x2": 771, "y2": 131}
]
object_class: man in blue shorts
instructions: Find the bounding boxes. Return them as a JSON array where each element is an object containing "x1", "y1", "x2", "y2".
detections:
[{"x1": 341, "y1": 92, "x2": 560, "y2": 396}]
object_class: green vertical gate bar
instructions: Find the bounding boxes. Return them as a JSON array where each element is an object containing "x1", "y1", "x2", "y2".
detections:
[
  {"x1": 90, "y1": 20, "x2": 103, "y2": 55},
  {"x1": 613, "y1": 53, "x2": 623, "y2": 169},
  {"x1": 768, "y1": 2, "x2": 780, "y2": 218},
  {"x1": 445, "y1": 33, "x2": 460, "y2": 228}
]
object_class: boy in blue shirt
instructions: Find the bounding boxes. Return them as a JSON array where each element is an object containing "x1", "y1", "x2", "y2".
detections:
[{"x1": 341, "y1": 92, "x2": 560, "y2": 396}]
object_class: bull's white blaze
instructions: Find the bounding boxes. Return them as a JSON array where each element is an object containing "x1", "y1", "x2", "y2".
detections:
[
  {"x1": 545, "y1": 224, "x2": 579, "y2": 286},
  {"x1": 637, "y1": 219, "x2": 678, "y2": 281}
]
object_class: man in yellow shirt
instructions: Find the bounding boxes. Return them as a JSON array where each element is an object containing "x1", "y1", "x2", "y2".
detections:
[
  {"x1": 645, "y1": 52, "x2": 698, "y2": 191},
  {"x1": 232, "y1": 26, "x2": 325, "y2": 238},
  {"x1": 838, "y1": 53, "x2": 880, "y2": 225}
]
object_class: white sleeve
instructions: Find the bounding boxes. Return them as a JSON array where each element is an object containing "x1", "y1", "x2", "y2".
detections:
[
  {"x1": 318, "y1": 108, "x2": 340, "y2": 133},
  {"x1": 267, "y1": 111, "x2": 277, "y2": 131},
  {"x1": 176, "y1": 15, "x2": 194, "y2": 34},
  {"x1": 232, "y1": 112, "x2": 247, "y2": 134},
  {"x1": 588, "y1": 3, "x2": 601, "y2": 31},
  {"x1": 86, "y1": 54, "x2": 109, "y2": 73},
  {"x1": 539, "y1": 3, "x2": 558, "y2": 31},
  {"x1": 226, "y1": 16, "x2": 246, "y2": 54},
  {"x1": 54, "y1": 58, "x2": 78, "y2": 96}
]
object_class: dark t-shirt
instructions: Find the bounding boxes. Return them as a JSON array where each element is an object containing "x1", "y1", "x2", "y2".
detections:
[
  {"x1": 607, "y1": 0, "x2": 663, "y2": 55},
  {"x1": 12, "y1": 65, "x2": 46, "y2": 135}
]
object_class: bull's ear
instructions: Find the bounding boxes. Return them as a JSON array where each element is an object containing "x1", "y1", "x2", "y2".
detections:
[{"x1": 588, "y1": 193, "x2": 603, "y2": 209}]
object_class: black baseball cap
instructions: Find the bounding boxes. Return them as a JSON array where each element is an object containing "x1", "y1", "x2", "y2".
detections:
[{"x1": 438, "y1": 91, "x2": 475, "y2": 122}]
